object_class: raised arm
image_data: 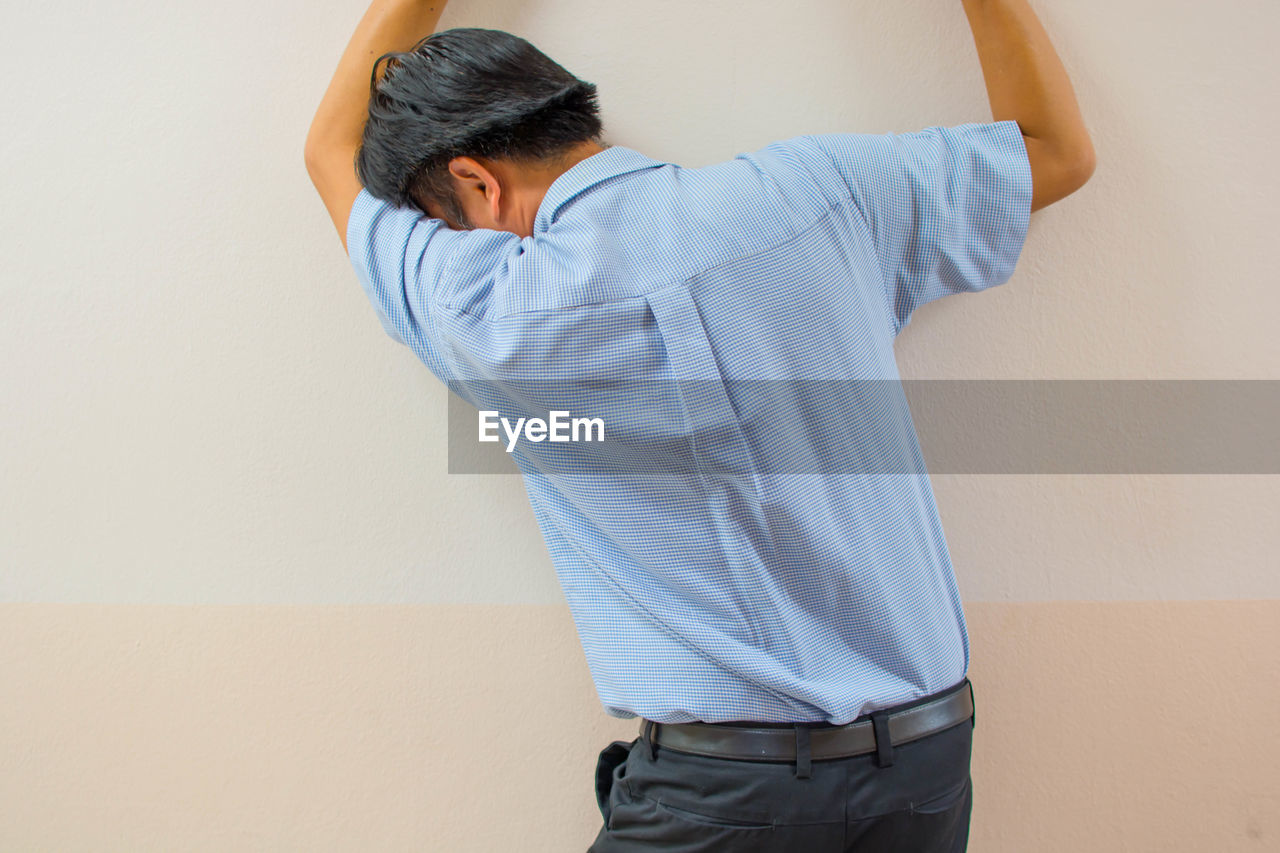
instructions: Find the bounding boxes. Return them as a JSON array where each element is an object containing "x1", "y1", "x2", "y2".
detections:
[
  {"x1": 961, "y1": 0, "x2": 1096, "y2": 213},
  {"x1": 304, "y1": 0, "x2": 448, "y2": 254}
]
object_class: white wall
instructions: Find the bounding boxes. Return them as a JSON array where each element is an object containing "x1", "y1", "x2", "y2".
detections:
[
  {"x1": 3, "y1": 0, "x2": 1276, "y2": 605},
  {"x1": 3, "y1": 1, "x2": 1277, "y2": 850}
]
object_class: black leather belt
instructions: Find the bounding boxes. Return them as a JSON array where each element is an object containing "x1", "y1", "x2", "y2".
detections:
[{"x1": 639, "y1": 678, "x2": 974, "y2": 763}]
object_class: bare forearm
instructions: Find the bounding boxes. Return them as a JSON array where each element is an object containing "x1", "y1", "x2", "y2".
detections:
[
  {"x1": 961, "y1": 0, "x2": 1094, "y2": 168},
  {"x1": 305, "y1": 0, "x2": 447, "y2": 154}
]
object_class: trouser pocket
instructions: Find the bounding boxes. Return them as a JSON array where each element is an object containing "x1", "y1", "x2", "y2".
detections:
[{"x1": 594, "y1": 739, "x2": 635, "y2": 824}]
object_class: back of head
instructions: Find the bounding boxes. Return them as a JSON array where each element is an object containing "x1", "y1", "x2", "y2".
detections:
[{"x1": 355, "y1": 27, "x2": 606, "y2": 226}]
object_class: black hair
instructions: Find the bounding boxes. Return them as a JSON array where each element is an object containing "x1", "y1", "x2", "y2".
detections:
[{"x1": 354, "y1": 27, "x2": 606, "y2": 228}]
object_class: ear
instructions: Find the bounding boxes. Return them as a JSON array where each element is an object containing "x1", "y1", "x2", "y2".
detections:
[{"x1": 447, "y1": 156, "x2": 502, "y2": 222}]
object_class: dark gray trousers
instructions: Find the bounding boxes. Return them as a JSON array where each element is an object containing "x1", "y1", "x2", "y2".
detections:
[{"x1": 588, "y1": 680, "x2": 975, "y2": 852}]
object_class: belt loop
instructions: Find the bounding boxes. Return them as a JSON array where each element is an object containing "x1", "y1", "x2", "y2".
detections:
[
  {"x1": 641, "y1": 719, "x2": 657, "y2": 761},
  {"x1": 870, "y1": 710, "x2": 895, "y2": 768},
  {"x1": 793, "y1": 723, "x2": 812, "y2": 779},
  {"x1": 968, "y1": 679, "x2": 976, "y2": 730}
]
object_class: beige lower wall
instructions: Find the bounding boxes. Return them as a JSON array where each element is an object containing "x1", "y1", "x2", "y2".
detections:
[{"x1": 2, "y1": 601, "x2": 1276, "y2": 852}]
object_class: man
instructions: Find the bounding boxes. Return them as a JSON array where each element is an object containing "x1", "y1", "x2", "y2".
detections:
[{"x1": 304, "y1": 1, "x2": 1095, "y2": 850}]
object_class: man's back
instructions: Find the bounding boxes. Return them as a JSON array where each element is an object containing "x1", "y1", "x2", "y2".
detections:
[{"x1": 346, "y1": 119, "x2": 1033, "y2": 725}]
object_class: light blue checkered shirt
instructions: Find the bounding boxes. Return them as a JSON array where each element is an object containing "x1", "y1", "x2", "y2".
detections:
[{"x1": 346, "y1": 120, "x2": 1032, "y2": 724}]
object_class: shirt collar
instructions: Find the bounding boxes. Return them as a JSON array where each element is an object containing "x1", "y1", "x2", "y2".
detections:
[{"x1": 533, "y1": 145, "x2": 668, "y2": 235}]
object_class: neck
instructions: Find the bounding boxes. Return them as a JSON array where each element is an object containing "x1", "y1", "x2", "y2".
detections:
[
  {"x1": 519, "y1": 141, "x2": 608, "y2": 232},
  {"x1": 539, "y1": 141, "x2": 607, "y2": 187}
]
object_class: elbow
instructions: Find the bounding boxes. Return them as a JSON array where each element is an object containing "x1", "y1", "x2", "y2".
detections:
[
  {"x1": 303, "y1": 142, "x2": 319, "y2": 182},
  {"x1": 1023, "y1": 131, "x2": 1096, "y2": 213},
  {"x1": 1058, "y1": 130, "x2": 1098, "y2": 191},
  {"x1": 303, "y1": 139, "x2": 325, "y2": 180},
  {"x1": 1038, "y1": 142, "x2": 1097, "y2": 212},
  {"x1": 304, "y1": 137, "x2": 363, "y2": 189},
  {"x1": 1066, "y1": 140, "x2": 1097, "y2": 189}
]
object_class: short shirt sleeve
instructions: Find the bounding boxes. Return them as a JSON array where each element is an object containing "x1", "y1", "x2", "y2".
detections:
[
  {"x1": 345, "y1": 187, "x2": 519, "y2": 385},
  {"x1": 797, "y1": 120, "x2": 1032, "y2": 336}
]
